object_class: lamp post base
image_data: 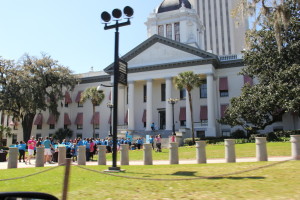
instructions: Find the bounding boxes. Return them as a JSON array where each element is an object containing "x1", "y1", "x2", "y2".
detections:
[{"x1": 104, "y1": 167, "x2": 125, "y2": 173}]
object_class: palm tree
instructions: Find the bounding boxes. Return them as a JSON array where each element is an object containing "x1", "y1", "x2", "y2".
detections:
[
  {"x1": 174, "y1": 71, "x2": 204, "y2": 144},
  {"x1": 80, "y1": 87, "x2": 105, "y2": 138}
]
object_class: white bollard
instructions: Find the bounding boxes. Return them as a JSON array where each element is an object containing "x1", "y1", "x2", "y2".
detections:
[
  {"x1": 77, "y1": 146, "x2": 86, "y2": 165},
  {"x1": 291, "y1": 135, "x2": 300, "y2": 160},
  {"x1": 97, "y1": 145, "x2": 107, "y2": 165},
  {"x1": 255, "y1": 137, "x2": 268, "y2": 161},
  {"x1": 120, "y1": 144, "x2": 129, "y2": 165},
  {"x1": 196, "y1": 141, "x2": 207, "y2": 164},
  {"x1": 7, "y1": 147, "x2": 18, "y2": 169},
  {"x1": 143, "y1": 143, "x2": 153, "y2": 165},
  {"x1": 35, "y1": 147, "x2": 45, "y2": 167},
  {"x1": 169, "y1": 142, "x2": 179, "y2": 164},
  {"x1": 225, "y1": 139, "x2": 236, "y2": 163},
  {"x1": 58, "y1": 146, "x2": 67, "y2": 166}
]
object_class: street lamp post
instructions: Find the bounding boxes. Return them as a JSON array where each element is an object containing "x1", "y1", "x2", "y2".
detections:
[
  {"x1": 101, "y1": 6, "x2": 133, "y2": 171},
  {"x1": 168, "y1": 98, "x2": 178, "y2": 136},
  {"x1": 107, "y1": 102, "x2": 113, "y2": 137}
]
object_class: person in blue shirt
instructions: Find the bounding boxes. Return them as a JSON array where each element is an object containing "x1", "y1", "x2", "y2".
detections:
[
  {"x1": 136, "y1": 138, "x2": 143, "y2": 150},
  {"x1": 149, "y1": 136, "x2": 154, "y2": 150},
  {"x1": 42, "y1": 137, "x2": 53, "y2": 164},
  {"x1": 18, "y1": 141, "x2": 26, "y2": 162}
]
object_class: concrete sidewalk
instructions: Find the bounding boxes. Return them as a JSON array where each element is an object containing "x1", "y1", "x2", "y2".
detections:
[{"x1": 0, "y1": 156, "x2": 292, "y2": 170}]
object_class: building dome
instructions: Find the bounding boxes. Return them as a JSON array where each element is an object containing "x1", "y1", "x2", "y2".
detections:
[{"x1": 157, "y1": 0, "x2": 192, "y2": 13}]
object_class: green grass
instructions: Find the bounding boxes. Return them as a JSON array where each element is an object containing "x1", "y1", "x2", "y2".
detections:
[
  {"x1": 104, "y1": 142, "x2": 291, "y2": 161},
  {"x1": 0, "y1": 161, "x2": 299, "y2": 199}
]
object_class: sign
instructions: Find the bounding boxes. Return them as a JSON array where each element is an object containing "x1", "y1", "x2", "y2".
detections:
[{"x1": 118, "y1": 59, "x2": 127, "y2": 85}]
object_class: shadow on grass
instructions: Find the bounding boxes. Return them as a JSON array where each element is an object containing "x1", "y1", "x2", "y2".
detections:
[
  {"x1": 172, "y1": 171, "x2": 197, "y2": 176},
  {"x1": 207, "y1": 176, "x2": 265, "y2": 180}
]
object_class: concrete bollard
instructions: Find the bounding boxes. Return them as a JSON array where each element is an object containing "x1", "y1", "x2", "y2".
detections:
[
  {"x1": 291, "y1": 135, "x2": 300, "y2": 160},
  {"x1": 255, "y1": 137, "x2": 268, "y2": 161},
  {"x1": 120, "y1": 144, "x2": 129, "y2": 165},
  {"x1": 169, "y1": 142, "x2": 179, "y2": 164},
  {"x1": 97, "y1": 145, "x2": 107, "y2": 165},
  {"x1": 143, "y1": 143, "x2": 153, "y2": 165},
  {"x1": 35, "y1": 147, "x2": 45, "y2": 167},
  {"x1": 196, "y1": 141, "x2": 207, "y2": 164},
  {"x1": 77, "y1": 146, "x2": 86, "y2": 165},
  {"x1": 225, "y1": 139, "x2": 236, "y2": 163},
  {"x1": 7, "y1": 147, "x2": 18, "y2": 169},
  {"x1": 58, "y1": 146, "x2": 67, "y2": 166}
]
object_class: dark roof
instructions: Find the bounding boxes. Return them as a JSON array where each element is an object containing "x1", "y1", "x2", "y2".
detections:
[{"x1": 157, "y1": 0, "x2": 192, "y2": 13}]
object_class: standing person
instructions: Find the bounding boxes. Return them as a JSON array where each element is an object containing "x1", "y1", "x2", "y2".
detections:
[
  {"x1": 149, "y1": 136, "x2": 155, "y2": 150},
  {"x1": 89, "y1": 138, "x2": 95, "y2": 161},
  {"x1": 26, "y1": 136, "x2": 37, "y2": 164},
  {"x1": 151, "y1": 122, "x2": 155, "y2": 132},
  {"x1": 155, "y1": 134, "x2": 162, "y2": 152},
  {"x1": 18, "y1": 141, "x2": 26, "y2": 162},
  {"x1": 42, "y1": 137, "x2": 53, "y2": 164}
]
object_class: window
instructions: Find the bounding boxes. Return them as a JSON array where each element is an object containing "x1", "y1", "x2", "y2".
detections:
[
  {"x1": 13, "y1": 125, "x2": 18, "y2": 130},
  {"x1": 200, "y1": 120, "x2": 208, "y2": 126},
  {"x1": 37, "y1": 125, "x2": 42, "y2": 130},
  {"x1": 180, "y1": 120, "x2": 186, "y2": 126},
  {"x1": 158, "y1": 25, "x2": 164, "y2": 36},
  {"x1": 200, "y1": 83, "x2": 207, "y2": 98},
  {"x1": 94, "y1": 124, "x2": 99, "y2": 129},
  {"x1": 220, "y1": 90, "x2": 229, "y2": 97},
  {"x1": 77, "y1": 124, "x2": 83, "y2": 130},
  {"x1": 78, "y1": 102, "x2": 83, "y2": 107},
  {"x1": 161, "y1": 84, "x2": 166, "y2": 101},
  {"x1": 222, "y1": 130, "x2": 231, "y2": 137},
  {"x1": 12, "y1": 134, "x2": 17, "y2": 144},
  {"x1": 49, "y1": 124, "x2": 55, "y2": 129},
  {"x1": 64, "y1": 125, "x2": 68, "y2": 129},
  {"x1": 219, "y1": 77, "x2": 229, "y2": 97},
  {"x1": 166, "y1": 24, "x2": 172, "y2": 39},
  {"x1": 65, "y1": 103, "x2": 69, "y2": 107},
  {"x1": 49, "y1": 133, "x2": 53, "y2": 138},
  {"x1": 180, "y1": 89, "x2": 186, "y2": 100},
  {"x1": 143, "y1": 122, "x2": 146, "y2": 128},
  {"x1": 174, "y1": 22, "x2": 180, "y2": 42},
  {"x1": 95, "y1": 133, "x2": 99, "y2": 139},
  {"x1": 143, "y1": 85, "x2": 147, "y2": 102}
]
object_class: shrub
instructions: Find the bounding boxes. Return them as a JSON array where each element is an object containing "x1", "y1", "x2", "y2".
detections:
[
  {"x1": 231, "y1": 129, "x2": 246, "y2": 138},
  {"x1": 183, "y1": 138, "x2": 201, "y2": 146}
]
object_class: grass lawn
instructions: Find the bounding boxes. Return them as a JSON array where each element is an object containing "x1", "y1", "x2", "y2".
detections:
[
  {"x1": 104, "y1": 142, "x2": 291, "y2": 161},
  {"x1": 0, "y1": 161, "x2": 299, "y2": 200}
]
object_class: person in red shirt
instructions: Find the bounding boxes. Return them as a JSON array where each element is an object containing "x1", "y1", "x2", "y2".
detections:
[{"x1": 26, "y1": 136, "x2": 37, "y2": 165}]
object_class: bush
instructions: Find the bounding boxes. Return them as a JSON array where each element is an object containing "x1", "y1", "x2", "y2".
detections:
[
  {"x1": 183, "y1": 138, "x2": 201, "y2": 146},
  {"x1": 231, "y1": 129, "x2": 246, "y2": 138},
  {"x1": 267, "y1": 132, "x2": 279, "y2": 141}
]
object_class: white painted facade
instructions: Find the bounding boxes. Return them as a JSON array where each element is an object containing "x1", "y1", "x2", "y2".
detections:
[{"x1": 2, "y1": 0, "x2": 299, "y2": 145}]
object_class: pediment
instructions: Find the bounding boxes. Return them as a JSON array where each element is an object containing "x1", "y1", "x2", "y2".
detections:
[{"x1": 104, "y1": 34, "x2": 218, "y2": 72}]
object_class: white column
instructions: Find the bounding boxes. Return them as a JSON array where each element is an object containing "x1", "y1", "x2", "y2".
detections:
[
  {"x1": 128, "y1": 81, "x2": 135, "y2": 130},
  {"x1": 146, "y1": 79, "x2": 153, "y2": 131},
  {"x1": 207, "y1": 74, "x2": 216, "y2": 136},
  {"x1": 165, "y1": 77, "x2": 172, "y2": 130},
  {"x1": 186, "y1": 89, "x2": 192, "y2": 129}
]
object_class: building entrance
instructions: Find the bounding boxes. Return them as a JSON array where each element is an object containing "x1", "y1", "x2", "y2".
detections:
[{"x1": 158, "y1": 110, "x2": 166, "y2": 130}]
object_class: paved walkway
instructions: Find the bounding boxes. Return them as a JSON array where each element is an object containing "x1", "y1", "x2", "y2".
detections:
[{"x1": 0, "y1": 156, "x2": 292, "y2": 170}]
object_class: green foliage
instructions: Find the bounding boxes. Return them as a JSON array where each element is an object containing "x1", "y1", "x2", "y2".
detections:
[
  {"x1": 174, "y1": 71, "x2": 205, "y2": 144},
  {"x1": 53, "y1": 128, "x2": 73, "y2": 142},
  {"x1": 0, "y1": 125, "x2": 12, "y2": 146},
  {"x1": 219, "y1": 2, "x2": 300, "y2": 132},
  {"x1": 0, "y1": 54, "x2": 78, "y2": 141},
  {"x1": 231, "y1": 129, "x2": 246, "y2": 138}
]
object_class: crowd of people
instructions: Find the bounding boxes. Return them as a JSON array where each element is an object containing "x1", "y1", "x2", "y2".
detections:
[{"x1": 13, "y1": 134, "x2": 163, "y2": 164}]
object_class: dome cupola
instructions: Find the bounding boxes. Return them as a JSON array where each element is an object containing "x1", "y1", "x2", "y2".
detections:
[{"x1": 157, "y1": 0, "x2": 192, "y2": 13}]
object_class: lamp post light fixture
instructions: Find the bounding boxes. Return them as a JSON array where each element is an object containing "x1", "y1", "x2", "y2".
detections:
[
  {"x1": 107, "y1": 102, "x2": 113, "y2": 137},
  {"x1": 168, "y1": 98, "x2": 179, "y2": 136},
  {"x1": 101, "y1": 6, "x2": 133, "y2": 171}
]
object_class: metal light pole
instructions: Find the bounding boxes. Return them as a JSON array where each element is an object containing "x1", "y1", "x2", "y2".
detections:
[
  {"x1": 107, "y1": 102, "x2": 113, "y2": 137},
  {"x1": 168, "y1": 98, "x2": 178, "y2": 136},
  {"x1": 101, "y1": 6, "x2": 133, "y2": 171}
]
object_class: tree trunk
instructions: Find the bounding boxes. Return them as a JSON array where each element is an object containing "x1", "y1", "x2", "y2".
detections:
[
  {"x1": 188, "y1": 90, "x2": 195, "y2": 144},
  {"x1": 92, "y1": 105, "x2": 95, "y2": 139},
  {"x1": 22, "y1": 113, "x2": 35, "y2": 142}
]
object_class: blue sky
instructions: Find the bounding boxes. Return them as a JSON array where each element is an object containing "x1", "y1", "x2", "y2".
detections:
[{"x1": 0, "y1": 0, "x2": 163, "y2": 74}]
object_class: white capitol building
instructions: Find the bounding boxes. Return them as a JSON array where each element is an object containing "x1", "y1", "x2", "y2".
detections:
[{"x1": 2, "y1": 0, "x2": 299, "y2": 144}]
